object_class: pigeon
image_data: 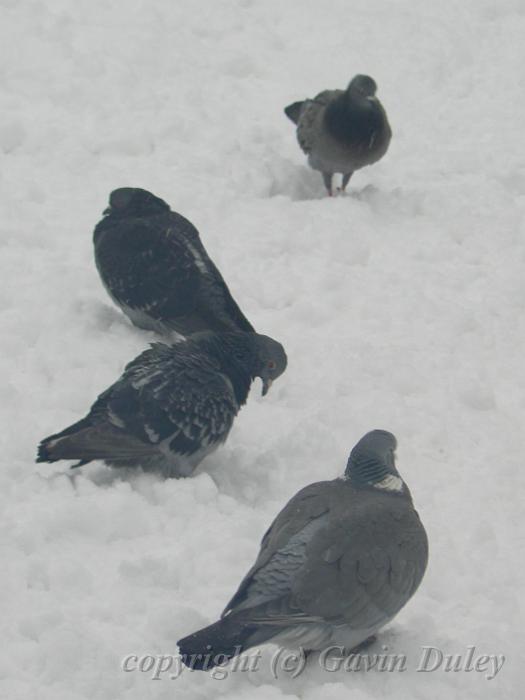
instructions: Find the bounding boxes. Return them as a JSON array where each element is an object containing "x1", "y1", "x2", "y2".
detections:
[
  {"x1": 284, "y1": 75, "x2": 392, "y2": 195},
  {"x1": 178, "y1": 430, "x2": 428, "y2": 669},
  {"x1": 93, "y1": 187, "x2": 255, "y2": 336},
  {"x1": 36, "y1": 332, "x2": 287, "y2": 478}
]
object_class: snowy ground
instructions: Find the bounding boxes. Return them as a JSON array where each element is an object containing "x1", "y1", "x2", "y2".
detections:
[{"x1": 1, "y1": 0, "x2": 524, "y2": 698}]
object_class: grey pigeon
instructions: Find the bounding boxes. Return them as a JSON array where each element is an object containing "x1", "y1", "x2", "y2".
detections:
[
  {"x1": 178, "y1": 430, "x2": 428, "y2": 668},
  {"x1": 37, "y1": 332, "x2": 287, "y2": 478},
  {"x1": 94, "y1": 187, "x2": 255, "y2": 336},
  {"x1": 284, "y1": 75, "x2": 392, "y2": 195}
]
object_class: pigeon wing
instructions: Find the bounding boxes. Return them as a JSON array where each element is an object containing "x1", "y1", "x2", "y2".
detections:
[
  {"x1": 222, "y1": 486, "x2": 428, "y2": 631},
  {"x1": 296, "y1": 89, "x2": 342, "y2": 154},
  {"x1": 180, "y1": 234, "x2": 255, "y2": 333},
  {"x1": 289, "y1": 504, "x2": 429, "y2": 627},
  {"x1": 221, "y1": 481, "x2": 332, "y2": 616},
  {"x1": 95, "y1": 215, "x2": 202, "y2": 319},
  {"x1": 106, "y1": 344, "x2": 239, "y2": 456}
]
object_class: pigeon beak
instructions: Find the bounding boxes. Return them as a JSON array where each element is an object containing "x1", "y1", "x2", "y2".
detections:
[
  {"x1": 261, "y1": 377, "x2": 273, "y2": 396},
  {"x1": 103, "y1": 207, "x2": 112, "y2": 215}
]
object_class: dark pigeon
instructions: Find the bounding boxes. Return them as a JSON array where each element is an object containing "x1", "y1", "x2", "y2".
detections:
[
  {"x1": 285, "y1": 75, "x2": 392, "y2": 195},
  {"x1": 94, "y1": 187, "x2": 255, "y2": 336},
  {"x1": 37, "y1": 332, "x2": 287, "y2": 478},
  {"x1": 178, "y1": 430, "x2": 428, "y2": 669}
]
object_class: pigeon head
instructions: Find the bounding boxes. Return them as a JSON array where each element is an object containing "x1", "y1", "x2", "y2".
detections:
[
  {"x1": 345, "y1": 430, "x2": 403, "y2": 490},
  {"x1": 103, "y1": 188, "x2": 170, "y2": 217},
  {"x1": 251, "y1": 334, "x2": 288, "y2": 396},
  {"x1": 347, "y1": 74, "x2": 378, "y2": 100},
  {"x1": 191, "y1": 332, "x2": 287, "y2": 399}
]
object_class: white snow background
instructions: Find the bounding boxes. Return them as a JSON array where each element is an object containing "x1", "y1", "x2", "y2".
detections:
[{"x1": 1, "y1": 0, "x2": 524, "y2": 698}]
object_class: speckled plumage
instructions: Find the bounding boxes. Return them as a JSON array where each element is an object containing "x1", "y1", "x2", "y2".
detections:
[
  {"x1": 94, "y1": 188, "x2": 255, "y2": 336},
  {"x1": 37, "y1": 332, "x2": 287, "y2": 478},
  {"x1": 178, "y1": 430, "x2": 428, "y2": 668},
  {"x1": 285, "y1": 75, "x2": 392, "y2": 195}
]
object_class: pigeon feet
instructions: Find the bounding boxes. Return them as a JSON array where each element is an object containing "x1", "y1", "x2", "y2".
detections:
[
  {"x1": 335, "y1": 172, "x2": 354, "y2": 195},
  {"x1": 324, "y1": 172, "x2": 354, "y2": 196},
  {"x1": 322, "y1": 172, "x2": 333, "y2": 196},
  {"x1": 341, "y1": 172, "x2": 353, "y2": 191}
]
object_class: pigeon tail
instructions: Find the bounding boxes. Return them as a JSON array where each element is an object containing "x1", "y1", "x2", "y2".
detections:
[
  {"x1": 37, "y1": 415, "x2": 95, "y2": 463},
  {"x1": 36, "y1": 421, "x2": 152, "y2": 465},
  {"x1": 284, "y1": 101, "x2": 304, "y2": 125},
  {"x1": 178, "y1": 615, "x2": 272, "y2": 670}
]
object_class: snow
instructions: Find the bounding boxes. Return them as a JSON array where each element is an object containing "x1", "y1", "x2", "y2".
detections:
[{"x1": 1, "y1": 0, "x2": 523, "y2": 698}]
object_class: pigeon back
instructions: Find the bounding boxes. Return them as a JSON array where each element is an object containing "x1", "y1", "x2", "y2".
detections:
[{"x1": 94, "y1": 189, "x2": 255, "y2": 336}]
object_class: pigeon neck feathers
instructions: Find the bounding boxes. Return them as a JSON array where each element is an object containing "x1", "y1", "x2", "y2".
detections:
[
  {"x1": 192, "y1": 332, "x2": 260, "y2": 405},
  {"x1": 324, "y1": 89, "x2": 384, "y2": 146},
  {"x1": 344, "y1": 430, "x2": 406, "y2": 494}
]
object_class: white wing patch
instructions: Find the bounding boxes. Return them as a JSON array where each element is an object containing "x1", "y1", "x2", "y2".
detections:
[
  {"x1": 144, "y1": 424, "x2": 161, "y2": 443},
  {"x1": 108, "y1": 408, "x2": 125, "y2": 428},
  {"x1": 185, "y1": 240, "x2": 209, "y2": 274},
  {"x1": 373, "y1": 474, "x2": 404, "y2": 492}
]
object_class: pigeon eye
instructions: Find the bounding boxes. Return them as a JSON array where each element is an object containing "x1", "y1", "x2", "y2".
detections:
[{"x1": 267, "y1": 360, "x2": 277, "y2": 370}]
